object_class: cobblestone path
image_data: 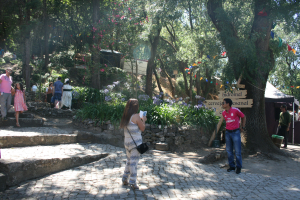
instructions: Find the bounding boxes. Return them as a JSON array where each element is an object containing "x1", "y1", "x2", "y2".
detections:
[{"x1": 0, "y1": 128, "x2": 300, "y2": 199}]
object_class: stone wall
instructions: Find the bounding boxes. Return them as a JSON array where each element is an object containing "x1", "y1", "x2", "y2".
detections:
[
  {"x1": 27, "y1": 102, "x2": 74, "y2": 118},
  {"x1": 73, "y1": 119, "x2": 212, "y2": 152},
  {"x1": 25, "y1": 91, "x2": 46, "y2": 102}
]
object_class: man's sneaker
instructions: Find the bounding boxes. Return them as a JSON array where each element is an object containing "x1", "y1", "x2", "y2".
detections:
[
  {"x1": 227, "y1": 167, "x2": 235, "y2": 172},
  {"x1": 2, "y1": 117, "x2": 8, "y2": 121},
  {"x1": 236, "y1": 167, "x2": 241, "y2": 174}
]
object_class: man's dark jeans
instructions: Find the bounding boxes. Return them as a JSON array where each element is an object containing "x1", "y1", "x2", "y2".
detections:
[
  {"x1": 225, "y1": 129, "x2": 242, "y2": 168},
  {"x1": 278, "y1": 125, "x2": 288, "y2": 147}
]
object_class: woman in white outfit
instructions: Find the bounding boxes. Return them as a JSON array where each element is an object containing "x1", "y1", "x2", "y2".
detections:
[
  {"x1": 120, "y1": 99, "x2": 147, "y2": 190},
  {"x1": 61, "y1": 80, "x2": 72, "y2": 109}
]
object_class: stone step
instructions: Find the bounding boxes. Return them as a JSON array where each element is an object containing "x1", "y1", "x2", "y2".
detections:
[
  {"x1": 0, "y1": 143, "x2": 113, "y2": 187},
  {"x1": 0, "y1": 173, "x2": 7, "y2": 192},
  {"x1": 0, "y1": 134, "x2": 77, "y2": 148},
  {"x1": 155, "y1": 142, "x2": 169, "y2": 151},
  {"x1": 2, "y1": 113, "x2": 34, "y2": 118},
  {"x1": 0, "y1": 117, "x2": 44, "y2": 127}
]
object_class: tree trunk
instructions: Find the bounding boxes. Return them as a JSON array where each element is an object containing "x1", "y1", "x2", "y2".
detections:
[
  {"x1": 43, "y1": 0, "x2": 49, "y2": 71},
  {"x1": 90, "y1": 0, "x2": 101, "y2": 90},
  {"x1": 158, "y1": 55, "x2": 175, "y2": 96},
  {"x1": 207, "y1": 0, "x2": 282, "y2": 153},
  {"x1": 189, "y1": 70, "x2": 193, "y2": 99},
  {"x1": 24, "y1": 37, "x2": 31, "y2": 90},
  {"x1": 153, "y1": 64, "x2": 163, "y2": 94},
  {"x1": 179, "y1": 61, "x2": 189, "y2": 96},
  {"x1": 196, "y1": 70, "x2": 201, "y2": 95},
  {"x1": 21, "y1": 0, "x2": 31, "y2": 90},
  {"x1": 145, "y1": 27, "x2": 161, "y2": 97},
  {"x1": 242, "y1": 80, "x2": 280, "y2": 153}
]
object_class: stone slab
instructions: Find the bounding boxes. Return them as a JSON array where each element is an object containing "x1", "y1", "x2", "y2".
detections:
[
  {"x1": 155, "y1": 143, "x2": 169, "y2": 151},
  {"x1": 5, "y1": 113, "x2": 34, "y2": 118},
  {"x1": 0, "y1": 135, "x2": 77, "y2": 148},
  {"x1": 0, "y1": 173, "x2": 7, "y2": 192},
  {"x1": 0, "y1": 153, "x2": 108, "y2": 186},
  {"x1": 0, "y1": 118, "x2": 44, "y2": 127}
]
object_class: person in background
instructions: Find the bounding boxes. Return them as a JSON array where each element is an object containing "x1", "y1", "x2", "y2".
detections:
[
  {"x1": 221, "y1": 98, "x2": 246, "y2": 174},
  {"x1": 53, "y1": 77, "x2": 64, "y2": 109},
  {"x1": 31, "y1": 84, "x2": 37, "y2": 92},
  {"x1": 12, "y1": 53, "x2": 17, "y2": 60},
  {"x1": 0, "y1": 47, "x2": 4, "y2": 58},
  {"x1": 0, "y1": 68, "x2": 14, "y2": 121},
  {"x1": 61, "y1": 80, "x2": 72, "y2": 110},
  {"x1": 120, "y1": 99, "x2": 147, "y2": 190},
  {"x1": 14, "y1": 83, "x2": 27, "y2": 127},
  {"x1": 278, "y1": 104, "x2": 291, "y2": 148},
  {"x1": 46, "y1": 82, "x2": 54, "y2": 106}
]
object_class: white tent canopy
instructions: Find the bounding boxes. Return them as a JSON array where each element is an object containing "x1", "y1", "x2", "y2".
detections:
[
  {"x1": 265, "y1": 82, "x2": 299, "y2": 106},
  {"x1": 265, "y1": 81, "x2": 299, "y2": 144}
]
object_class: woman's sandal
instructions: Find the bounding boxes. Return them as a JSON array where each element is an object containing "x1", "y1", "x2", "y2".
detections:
[
  {"x1": 122, "y1": 180, "x2": 129, "y2": 185},
  {"x1": 16, "y1": 123, "x2": 20, "y2": 127},
  {"x1": 130, "y1": 184, "x2": 139, "y2": 190}
]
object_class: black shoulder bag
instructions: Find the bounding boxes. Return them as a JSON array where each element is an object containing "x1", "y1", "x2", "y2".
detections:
[{"x1": 126, "y1": 127, "x2": 149, "y2": 154}]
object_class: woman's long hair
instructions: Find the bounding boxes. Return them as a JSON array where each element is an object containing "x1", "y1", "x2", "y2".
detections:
[{"x1": 120, "y1": 98, "x2": 139, "y2": 128}]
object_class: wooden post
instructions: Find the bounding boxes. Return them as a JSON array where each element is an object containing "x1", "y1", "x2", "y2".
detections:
[
  {"x1": 136, "y1": 60, "x2": 138, "y2": 99},
  {"x1": 208, "y1": 117, "x2": 224, "y2": 146}
]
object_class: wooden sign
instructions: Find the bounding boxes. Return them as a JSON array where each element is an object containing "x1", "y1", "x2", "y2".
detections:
[
  {"x1": 218, "y1": 90, "x2": 247, "y2": 99},
  {"x1": 204, "y1": 99, "x2": 253, "y2": 108},
  {"x1": 173, "y1": 70, "x2": 178, "y2": 75},
  {"x1": 237, "y1": 84, "x2": 245, "y2": 88},
  {"x1": 75, "y1": 65, "x2": 86, "y2": 69}
]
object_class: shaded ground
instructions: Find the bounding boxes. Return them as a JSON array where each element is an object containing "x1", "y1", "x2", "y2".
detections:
[
  {"x1": 42, "y1": 117, "x2": 300, "y2": 179},
  {"x1": 1, "y1": 123, "x2": 300, "y2": 199}
]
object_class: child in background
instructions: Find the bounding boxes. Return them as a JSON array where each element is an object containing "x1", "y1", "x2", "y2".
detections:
[{"x1": 14, "y1": 83, "x2": 27, "y2": 127}]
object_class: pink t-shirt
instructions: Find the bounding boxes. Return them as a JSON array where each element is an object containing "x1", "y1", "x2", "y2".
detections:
[
  {"x1": 222, "y1": 107, "x2": 245, "y2": 130},
  {"x1": 0, "y1": 74, "x2": 13, "y2": 93}
]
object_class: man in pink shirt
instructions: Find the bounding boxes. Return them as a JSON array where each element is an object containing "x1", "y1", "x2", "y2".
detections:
[
  {"x1": 221, "y1": 98, "x2": 246, "y2": 174},
  {"x1": 0, "y1": 68, "x2": 14, "y2": 121}
]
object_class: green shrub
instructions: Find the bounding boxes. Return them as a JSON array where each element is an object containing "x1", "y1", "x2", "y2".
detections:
[
  {"x1": 3, "y1": 56, "x2": 10, "y2": 63},
  {"x1": 0, "y1": 58, "x2": 5, "y2": 65},
  {"x1": 76, "y1": 98, "x2": 219, "y2": 131}
]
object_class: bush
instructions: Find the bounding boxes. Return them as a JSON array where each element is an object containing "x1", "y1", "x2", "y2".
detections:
[
  {"x1": 75, "y1": 92, "x2": 219, "y2": 131},
  {"x1": 0, "y1": 58, "x2": 5, "y2": 65}
]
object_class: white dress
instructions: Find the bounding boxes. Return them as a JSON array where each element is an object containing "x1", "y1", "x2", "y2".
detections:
[{"x1": 62, "y1": 84, "x2": 72, "y2": 108}]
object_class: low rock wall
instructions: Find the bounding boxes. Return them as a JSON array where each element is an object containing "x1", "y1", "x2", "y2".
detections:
[
  {"x1": 26, "y1": 102, "x2": 74, "y2": 118},
  {"x1": 74, "y1": 119, "x2": 212, "y2": 152}
]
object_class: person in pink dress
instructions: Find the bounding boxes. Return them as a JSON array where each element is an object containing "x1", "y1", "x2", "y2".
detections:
[{"x1": 14, "y1": 83, "x2": 27, "y2": 127}]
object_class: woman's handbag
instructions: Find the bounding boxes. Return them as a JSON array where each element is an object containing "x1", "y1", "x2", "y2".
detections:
[{"x1": 126, "y1": 127, "x2": 149, "y2": 154}]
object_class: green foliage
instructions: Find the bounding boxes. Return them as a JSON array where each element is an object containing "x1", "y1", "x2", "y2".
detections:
[
  {"x1": 0, "y1": 58, "x2": 5, "y2": 65},
  {"x1": 72, "y1": 86, "x2": 105, "y2": 107},
  {"x1": 76, "y1": 87, "x2": 218, "y2": 131},
  {"x1": 76, "y1": 100, "x2": 218, "y2": 131},
  {"x1": 75, "y1": 102, "x2": 126, "y2": 124},
  {"x1": 3, "y1": 57, "x2": 10, "y2": 63}
]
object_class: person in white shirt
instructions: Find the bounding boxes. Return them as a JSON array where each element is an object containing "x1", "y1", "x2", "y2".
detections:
[
  {"x1": 31, "y1": 84, "x2": 37, "y2": 92},
  {"x1": 61, "y1": 80, "x2": 72, "y2": 110}
]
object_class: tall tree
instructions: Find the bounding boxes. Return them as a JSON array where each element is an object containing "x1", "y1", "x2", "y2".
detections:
[{"x1": 207, "y1": 0, "x2": 300, "y2": 153}]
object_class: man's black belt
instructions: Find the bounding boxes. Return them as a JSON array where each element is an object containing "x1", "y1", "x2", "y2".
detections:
[
  {"x1": 226, "y1": 128, "x2": 240, "y2": 132},
  {"x1": 63, "y1": 89, "x2": 72, "y2": 91}
]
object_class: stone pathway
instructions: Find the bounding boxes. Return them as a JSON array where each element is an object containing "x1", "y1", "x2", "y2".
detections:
[
  {"x1": 0, "y1": 127, "x2": 300, "y2": 199},
  {"x1": 1, "y1": 144, "x2": 114, "y2": 160},
  {"x1": 1, "y1": 127, "x2": 70, "y2": 136}
]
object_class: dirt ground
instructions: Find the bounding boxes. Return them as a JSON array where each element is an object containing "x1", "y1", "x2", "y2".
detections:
[{"x1": 45, "y1": 117, "x2": 300, "y2": 179}]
